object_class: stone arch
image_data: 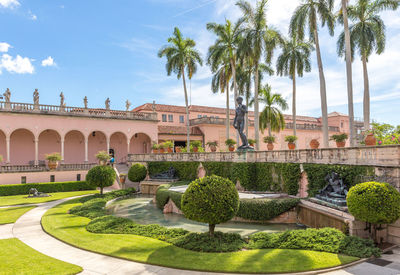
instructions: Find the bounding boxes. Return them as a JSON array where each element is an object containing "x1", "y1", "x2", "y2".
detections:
[
  {"x1": 38, "y1": 129, "x2": 62, "y2": 163},
  {"x1": 88, "y1": 130, "x2": 107, "y2": 163},
  {"x1": 64, "y1": 130, "x2": 85, "y2": 164},
  {"x1": 0, "y1": 130, "x2": 6, "y2": 164},
  {"x1": 110, "y1": 132, "x2": 128, "y2": 162},
  {"x1": 129, "y1": 133, "x2": 151, "y2": 154},
  {"x1": 10, "y1": 128, "x2": 35, "y2": 165}
]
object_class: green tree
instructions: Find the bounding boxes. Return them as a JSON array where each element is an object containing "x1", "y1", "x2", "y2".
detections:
[
  {"x1": 86, "y1": 165, "x2": 116, "y2": 195},
  {"x1": 276, "y1": 36, "x2": 313, "y2": 138},
  {"x1": 237, "y1": 0, "x2": 282, "y2": 150},
  {"x1": 290, "y1": 0, "x2": 335, "y2": 148},
  {"x1": 158, "y1": 27, "x2": 203, "y2": 152},
  {"x1": 337, "y1": 0, "x2": 399, "y2": 130}
]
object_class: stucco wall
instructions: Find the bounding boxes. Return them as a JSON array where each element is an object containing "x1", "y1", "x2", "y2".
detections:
[{"x1": 0, "y1": 170, "x2": 89, "y2": 185}]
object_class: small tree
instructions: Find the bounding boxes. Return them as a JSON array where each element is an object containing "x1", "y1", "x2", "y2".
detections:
[
  {"x1": 181, "y1": 175, "x2": 239, "y2": 236},
  {"x1": 95, "y1": 150, "x2": 111, "y2": 165},
  {"x1": 86, "y1": 165, "x2": 116, "y2": 195},
  {"x1": 128, "y1": 163, "x2": 147, "y2": 182},
  {"x1": 347, "y1": 182, "x2": 400, "y2": 243}
]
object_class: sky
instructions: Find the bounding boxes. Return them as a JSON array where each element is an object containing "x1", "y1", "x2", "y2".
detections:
[{"x1": 0, "y1": 0, "x2": 400, "y2": 125}]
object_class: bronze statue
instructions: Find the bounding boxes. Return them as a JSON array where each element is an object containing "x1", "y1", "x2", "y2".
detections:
[
  {"x1": 150, "y1": 167, "x2": 177, "y2": 179},
  {"x1": 315, "y1": 172, "x2": 348, "y2": 207},
  {"x1": 233, "y1": 97, "x2": 252, "y2": 150}
]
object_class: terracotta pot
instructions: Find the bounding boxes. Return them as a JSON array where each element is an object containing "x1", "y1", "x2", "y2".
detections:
[
  {"x1": 310, "y1": 139, "x2": 320, "y2": 149},
  {"x1": 336, "y1": 141, "x2": 346, "y2": 148},
  {"x1": 48, "y1": 161, "x2": 58, "y2": 170},
  {"x1": 167, "y1": 147, "x2": 173, "y2": 153},
  {"x1": 267, "y1": 143, "x2": 274, "y2": 151},
  {"x1": 365, "y1": 133, "x2": 377, "y2": 146},
  {"x1": 210, "y1": 145, "x2": 217, "y2": 152},
  {"x1": 175, "y1": 147, "x2": 181, "y2": 153},
  {"x1": 287, "y1": 142, "x2": 296, "y2": 150},
  {"x1": 153, "y1": 149, "x2": 159, "y2": 154},
  {"x1": 249, "y1": 143, "x2": 255, "y2": 147},
  {"x1": 228, "y1": 145, "x2": 235, "y2": 152},
  {"x1": 159, "y1": 148, "x2": 165, "y2": 154},
  {"x1": 119, "y1": 175, "x2": 126, "y2": 184},
  {"x1": 193, "y1": 147, "x2": 199, "y2": 153}
]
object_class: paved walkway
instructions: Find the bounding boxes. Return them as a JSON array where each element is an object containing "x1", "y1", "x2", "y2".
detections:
[{"x1": 2, "y1": 197, "x2": 399, "y2": 275}]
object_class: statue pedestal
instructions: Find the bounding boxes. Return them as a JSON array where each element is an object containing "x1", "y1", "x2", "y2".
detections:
[{"x1": 235, "y1": 147, "x2": 255, "y2": 162}]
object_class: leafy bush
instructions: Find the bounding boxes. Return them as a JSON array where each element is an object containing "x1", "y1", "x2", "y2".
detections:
[
  {"x1": 170, "y1": 231, "x2": 246, "y2": 252},
  {"x1": 147, "y1": 162, "x2": 199, "y2": 180},
  {"x1": 45, "y1": 152, "x2": 62, "y2": 162},
  {"x1": 86, "y1": 165, "x2": 116, "y2": 194},
  {"x1": 0, "y1": 181, "x2": 95, "y2": 196},
  {"x1": 162, "y1": 140, "x2": 174, "y2": 149},
  {"x1": 331, "y1": 133, "x2": 348, "y2": 142},
  {"x1": 284, "y1": 135, "x2": 298, "y2": 143},
  {"x1": 95, "y1": 151, "x2": 111, "y2": 162},
  {"x1": 128, "y1": 163, "x2": 147, "y2": 182},
  {"x1": 181, "y1": 175, "x2": 239, "y2": 236},
  {"x1": 248, "y1": 228, "x2": 380, "y2": 258},
  {"x1": 225, "y1": 138, "x2": 236, "y2": 146},
  {"x1": 237, "y1": 198, "x2": 300, "y2": 221},
  {"x1": 263, "y1": 136, "x2": 276, "y2": 143},
  {"x1": 190, "y1": 140, "x2": 202, "y2": 148},
  {"x1": 155, "y1": 184, "x2": 184, "y2": 210}
]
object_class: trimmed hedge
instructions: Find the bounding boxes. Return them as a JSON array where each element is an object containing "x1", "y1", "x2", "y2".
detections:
[
  {"x1": 0, "y1": 181, "x2": 95, "y2": 196},
  {"x1": 128, "y1": 163, "x2": 147, "y2": 182},
  {"x1": 237, "y1": 198, "x2": 300, "y2": 221},
  {"x1": 155, "y1": 184, "x2": 184, "y2": 210},
  {"x1": 147, "y1": 162, "x2": 199, "y2": 180}
]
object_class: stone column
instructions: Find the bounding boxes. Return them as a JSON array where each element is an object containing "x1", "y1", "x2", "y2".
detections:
[
  {"x1": 60, "y1": 136, "x2": 65, "y2": 163},
  {"x1": 84, "y1": 136, "x2": 88, "y2": 163},
  {"x1": 34, "y1": 137, "x2": 39, "y2": 166},
  {"x1": 127, "y1": 140, "x2": 130, "y2": 154},
  {"x1": 6, "y1": 136, "x2": 10, "y2": 164},
  {"x1": 106, "y1": 136, "x2": 110, "y2": 154}
]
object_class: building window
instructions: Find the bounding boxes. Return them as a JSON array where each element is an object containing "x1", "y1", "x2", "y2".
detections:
[
  {"x1": 198, "y1": 115, "x2": 202, "y2": 118},
  {"x1": 341, "y1": 122, "x2": 344, "y2": 128},
  {"x1": 179, "y1": 115, "x2": 184, "y2": 123},
  {"x1": 21, "y1": 176, "x2": 26, "y2": 184},
  {"x1": 168, "y1": 114, "x2": 173, "y2": 122},
  {"x1": 50, "y1": 175, "x2": 55, "y2": 182},
  {"x1": 77, "y1": 174, "x2": 81, "y2": 181},
  {"x1": 216, "y1": 116, "x2": 219, "y2": 119},
  {"x1": 162, "y1": 114, "x2": 167, "y2": 122}
]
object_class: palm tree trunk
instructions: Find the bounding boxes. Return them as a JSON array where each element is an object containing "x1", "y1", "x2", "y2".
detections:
[
  {"x1": 268, "y1": 122, "x2": 272, "y2": 137},
  {"x1": 313, "y1": 28, "x2": 329, "y2": 148},
  {"x1": 362, "y1": 54, "x2": 370, "y2": 130},
  {"x1": 292, "y1": 72, "x2": 297, "y2": 140},
  {"x1": 226, "y1": 82, "x2": 230, "y2": 141},
  {"x1": 245, "y1": 73, "x2": 251, "y2": 137},
  {"x1": 254, "y1": 62, "x2": 260, "y2": 150},
  {"x1": 182, "y1": 66, "x2": 191, "y2": 152},
  {"x1": 342, "y1": 0, "x2": 355, "y2": 147},
  {"x1": 231, "y1": 59, "x2": 240, "y2": 145}
]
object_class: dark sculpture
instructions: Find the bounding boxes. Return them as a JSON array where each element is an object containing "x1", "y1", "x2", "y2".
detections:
[
  {"x1": 28, "y1": 188, "x2": 50, "y2": 198},
  {"x1": 150, "y1": 167, "x2": 177, "y2": 180},
  {"x1": 315, "y1": 172, "x2": 348, "y2": 207},
  {"x1": 233, "y1": 97, "x2": 253, "y2": 150}
]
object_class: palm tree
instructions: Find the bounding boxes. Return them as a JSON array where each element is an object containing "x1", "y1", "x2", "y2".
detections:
[
  {"x1": 290, "y1": 0, "x2": 335, "y2": 148},
  {"x1": 256, "y1": 84, "x2": 288, "y2": 136},
  {"x1": 208, "y1": 50, "x2": 233, "y2": 140},
  {"x1": 276, "y1": 36, "x2": 313, "y2": 138},
  {"x1": 237, "y1": 0, "x2": 282, "y2": 150},
  {"x1": 337, "y1": 0, "x2": 399, "y2": 130},
  {"x1": 158, "y1": 27, "x2": 203, "y2": 152}
]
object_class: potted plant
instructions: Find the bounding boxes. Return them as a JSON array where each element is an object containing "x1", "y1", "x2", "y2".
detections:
[
  {"x1": 159, "y1": 143, "x2": 165, "y2": 154},
  {"x1": 45, "y1": 152, "x2": 62, "y2": 170},
  {"x1": 119, "y1": 173, "x2": 127, "y2": 184},
  {"x1": 152, "y1": 144, "x2": 160, "y2": 154},
  {"x1": 95, "y1": 150, "x2": 111, "y2": 165},
  {"x1": 175, "y1": 146, "x2": 182, "y2": 153},
  {"x1": 263, "y1": 136, "x2": 275, "y2": 151},
  {"x1": 190, "y1": 141, "x2": 202, "y2": 153},
  {"x1": 0, "y1": 155, "x2": 3, "y2": 164},
  {"x1": 206, "y1": 141, "x2": 218, "y2": 152},
  {"x1": 225, "y1": 138, "x2": 236, "y2": 152},
  {"x1": 363, "y1": 129, "x2": 377, "y2": 146},
  {"x1": 285, "y1": 136, "x2": 298, "y2": 150},
  {"x1": 310, "y1": 139, "x2": 320, "y2": 149},
  {"x1": 331, "y1": 133, "x2": 348, "y2": 148},
  {"x1": 163, "y1": 140, "x2": 174, "y2": 153},
  {"x1": 248, "y1": 139, "x2": 256, "y2": 147}
]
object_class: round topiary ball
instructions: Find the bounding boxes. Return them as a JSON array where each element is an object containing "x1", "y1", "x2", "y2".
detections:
[
  {"x1": 86, "y1": 165, "x2": 116, "y2": 194},
  {"x1": 181, "y1": 175, "x2": 239, "y2": 236},
  {"x1": 347, "y1": 181, "x2": 400, "y2": 225},
  {"x1": 128, "y1": 163, "x2": 147, "y2": 182}
]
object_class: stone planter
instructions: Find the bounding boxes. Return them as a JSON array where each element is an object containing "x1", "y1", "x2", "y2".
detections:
[
  {"x1": 288, "y1": 142, "x2": 296, "y2": 150},
  {"x1": 193, "y1": 147, "x2": 199, "y2": 153},
  {"x1": 228, "y1": 145, "x2": 235, "y2": 152},
  {"x1": 98, "y1": 160, "x2": 107, "y2": 166},
  {"x1": 210, "y1": 145, "x2": 217, "y2": 152},
  {"x1": 365, "y1": 133, "x2": 377, "y2": 146},
  {"x1": 152, "y1": 149, "x2": 159, "y2": 154},
  {"x1": 48, "y1": 161, "x2": 58, "y2": 171},
  {"x1": 159, "y1": 148, "x2": 165, "y2": 154},
  {"x1": 267, "y1": 143, "x2": 274, "y2": 151},
  {"x1": 336, "y1": 141, "x2": 346, "y2": 148},
  {"x1": 310, "y1": 139, "x2": 320, "y2": 149}
]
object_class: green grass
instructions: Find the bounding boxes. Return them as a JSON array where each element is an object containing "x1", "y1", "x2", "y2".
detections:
[
  {"x1": 42, "y1": 199, "x2": 359, "y2": 273},
  {"x1": 0, "y1": 206, "x2": 36, "y2": 224},
  {"x1": 0, "y1": 238, "x2": 82, "y2": 275},
  {"x1": 0, "y1": 190, "x2": 99, "y2": 207}
]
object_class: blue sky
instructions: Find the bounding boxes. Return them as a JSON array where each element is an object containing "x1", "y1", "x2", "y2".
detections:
[{"x1": 1, "y1": 0, "x2": 400, "y2": 125}]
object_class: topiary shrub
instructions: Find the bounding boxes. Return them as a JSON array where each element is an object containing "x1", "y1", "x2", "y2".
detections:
[
  {"x1": 347, "y1": 181, "x2": 400, "y2": 242},
  {"x1": 86, "y1": 165, "x2": 116, "y2": 194},
  {"x1": 128, "y1": 163, "x2": 147, "y2": 182},
  {"x1": 237, "y1": 198, "x2": 300, "y2": 221},
  {"x1": 181, "y1": 175, "x2": 239, "y2": 236}
]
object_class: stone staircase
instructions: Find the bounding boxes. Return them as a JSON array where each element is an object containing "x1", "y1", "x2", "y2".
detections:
[{"x1": 114, "y1": 163, "x2": 140, "y2": 191}]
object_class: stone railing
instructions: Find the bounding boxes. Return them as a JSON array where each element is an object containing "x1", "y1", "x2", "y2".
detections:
[
  {"x1": 0, "y1": 101, "x2": 158, "y2": 121},
  {"x1": 128, "y1": 145, "x2": 400, "y2": 168},
  {"x1": 190, "y1": 117, "x2": 254, "y2": 127},
  {"x1": 285, "y1": 123, "x2": 340, "y2": 132},
  {"x1": 0, "y1": 163, "x2": 97, "y2": 173}
]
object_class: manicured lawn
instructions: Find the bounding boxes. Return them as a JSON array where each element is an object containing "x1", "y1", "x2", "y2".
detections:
[
  {"x1": 0, "y1": 238, "x2": 82, "y2": 275},
  {"x1": 0, "y1": 190, "x2": 98, "y2": 207},
  {"x1": 42, "y1": 199, "x2": 359, "y2": 274},
  {"x1": 0, "y1": 206, "x2": 36, "y2": 224}
]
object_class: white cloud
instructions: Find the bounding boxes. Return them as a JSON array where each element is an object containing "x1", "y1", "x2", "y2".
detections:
[
  {"x1": 29, "y1": 12, "x2": 37, "y2": 20},
  {"x1": 41, "y1": 56, "x2": 56, "y2": 67},
  {"x1": 0, "y1": 54, "x2": 34, "y2": 74},
  {"x1": 0, "y1": 0, "x2": 20, "y2": 8},
  {"x1": 0, "y1": 42, "x2": 11, "y2": 53}
]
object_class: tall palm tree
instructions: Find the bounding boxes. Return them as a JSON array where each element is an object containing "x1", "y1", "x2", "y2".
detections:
[
  {"x1": 276, "y1": 36, "x2": 313, "y2": 138},
  {"x1": 256, "y1": 84, "x2": 288, "y2": 136},
  {"x1": 158, "y1": 27, "x2": 203, "y2": 152},
  {"x1": 337, "y1": 0, "x2": 399, "y2": 130},
  {"x1": 290, "y1": 0, "x2": 335, "y2": 148},
  {"x1": 237, "y1": 0, "x2": 282, "y2": 150}
]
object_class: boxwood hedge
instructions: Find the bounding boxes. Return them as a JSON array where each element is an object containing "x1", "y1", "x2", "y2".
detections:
[
  {"x1": 0, "y1": 181, "x2": 95, "y2": 196},
  {"x1": 237, "y1": 198, "x2": 300, "y2": 221}
]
